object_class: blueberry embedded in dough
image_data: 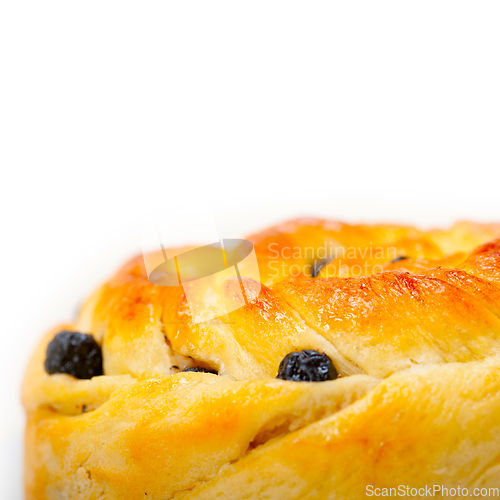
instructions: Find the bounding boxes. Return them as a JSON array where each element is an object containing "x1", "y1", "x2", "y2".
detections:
[
  {"x1": 44, "y1": 330, "x2": 103, "y2": 379},
  {"x1": 311, "y1": 259, "x2": 331, "y2": 278},
  {"x1": 390, "y1": 255, "x2": 410, "y2": 263},
  {"x1": 181, "y1": 367, "x2": 218, "y2": 375},
  {"x1": 277, "y1": 350, "x2": 338, "y2": 382}
]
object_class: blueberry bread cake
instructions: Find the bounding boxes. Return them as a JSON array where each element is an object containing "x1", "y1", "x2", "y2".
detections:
[{"x1": 23, "y1": 219, "x2": 500, "y2": 499}]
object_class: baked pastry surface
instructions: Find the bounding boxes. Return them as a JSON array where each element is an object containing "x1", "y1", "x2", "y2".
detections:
[{"x1": 22, "y1": 219, "x2": 500, "y2": 499}]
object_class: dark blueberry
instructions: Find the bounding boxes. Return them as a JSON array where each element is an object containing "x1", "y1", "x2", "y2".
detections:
[
  {"x1": 44, "y1": 330, "x2": 103, "y2": 379},
  {"x1": 181, "y1": 366, "x2": 218, "y2": 375},
  {"x1": 390, "y1": 255, "x2": 409, "y2": 264},
  {"x1": 311, "y1": 259, "x2": 331, "y2": 278},
  {"x1": 277, "y1": 350, "x2": 337, "y2": 382}
]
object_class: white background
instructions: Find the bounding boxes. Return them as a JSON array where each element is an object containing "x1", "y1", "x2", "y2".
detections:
[{"x1": 1, "y1": 2, "x2": 500, "y2": 498}]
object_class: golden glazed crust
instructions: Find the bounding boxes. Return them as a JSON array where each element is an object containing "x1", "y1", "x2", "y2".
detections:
[{"x1": 22, "y1": 219, "x2": 500, "y2": 499}]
